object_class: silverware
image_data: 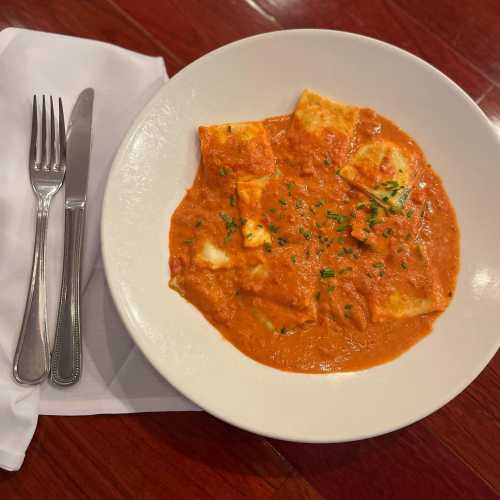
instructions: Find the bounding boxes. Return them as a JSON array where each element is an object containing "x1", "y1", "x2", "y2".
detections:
[
  {"x1": 13, "y1": 95, "x2": 67, "y2": 385},
  {"x1": 50, "y1": 88, "x2": 94, "y2": 387}
]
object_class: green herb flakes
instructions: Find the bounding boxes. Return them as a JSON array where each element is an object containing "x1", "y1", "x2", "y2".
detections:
[
  {"x1": 320, "y1": 268, "x2": 336, "y2": 278},
  {"x1": 219, "y1": 167, "x2": 231, "y2": 176},
  {"x1": 299, "y1": 227, "x2": 312, "y2": 240},
  {"x1": 344, "y1": 304, "x2": 353, "y2": 319},
  {"x1": 382, "y1": 227, "x2": 393, "y2": 238}
]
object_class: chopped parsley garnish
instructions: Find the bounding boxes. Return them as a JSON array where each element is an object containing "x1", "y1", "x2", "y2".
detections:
[
  {"x1": 373, "y1": 261, "x2": 385, "y2": 269},
  {"x1": 337, "y1": 237, "x2": 345, "y2": 244},
  {"x1": 269, "y1": 223, "x2": 279, "y2": 233},
  {"x1": 379, "y1": 270, "x2": 385, "y2": 278},
  {"x1": 279, "y1": 199, "x2": 287, "y2": 206},
  {"x1": 327, "y1": 286, "x2": 335, "y2": 294},
  {"x1": 183, "y1": 239, "x2": 194, "y2": 245},
  {"x1": 286, "y1": 181, "x2": 294, "y2": 194},
  {"x1": 277, "y1": 327, "x2": 287, "y2": 335},
  {"x1": 344, "y1": 304, "x2": 352, "y2": 319},
  {"x1": 299, "y1": 227, "x2": 312, "y2": 240},
  {"x1": 367, "y1": 199, "x2": 379, "y2": 227},
  {"x1": 229, "y1": 194, "x2": 236, "y2": 207},
  {"x1": 320, "y1": 268, "x2": 336, "y2": 278},
  {"x1": 326, "y1": 211, "x2": 348, "y2": 223},
  {"x1": 315, "y1": 200, "x2": 325, "y2": 208},
  {"x1": 246, "y1": 233, "x2": 254, "y2": 240},
  {"x1": 220, "y1": 212, "x2": 238, "y2": 242},
  {"x1": 380, "y1": 180, "x2": 400, "y2": 191},
  {"x1": 406, "y1": 208, "x2": 414, "y2": 219},
  {"x1": 336, "y1": 224, "x2": 351, "y2": 232},
  {"x1": 355, "y1": 203, "x2": 366, "y2": 210},
  {"x1": 401, "y1": 261, "x2": 408, "y2": 270},
  {"x1": 263, "y1": 242, "x2": 272, "y2": 253},
  {"x1": 219, "y1": 167, "x2": 231, "y2": 176},
  {"x1": 291, "y1": 255, "x2": 297, "y2": 264},
  {"x1": 277, "y1": 237, "x2": 288, "y2": 246},
  {"x1": 324, "y1": 156, "x2": 332, "y2": 166},
  {"x1": 295, "y1": 199, "x2": 304, "y2": 209},
  {"x1": 339, "y1": 266, "x2": 352, "y2": 274},
  {"x1": 367, "y1": 272, "x2": 374, "y2": 279},
  {"x1": 344, "y1": 247, "x2": 353, "y2": 254},
  {"x1": 396, "y1": 188, "x2": 411, "y2": 210},
  {"x1": 337, "y1": 248, "x2": 345, "y2": 257},
  {"x1": 382, "y1": 227, "x2": 393, "y2": 238},
  {"x1": 269, "y1": 208, "x2": 277, "y2": 214}
]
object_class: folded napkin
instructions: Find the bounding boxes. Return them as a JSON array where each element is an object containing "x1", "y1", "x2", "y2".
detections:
[{"x1": 0, "y1": 28, "x2": 198, "y2": 472}]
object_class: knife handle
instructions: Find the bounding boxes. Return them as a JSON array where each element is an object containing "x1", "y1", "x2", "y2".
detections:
[{"x1": 50, "y1": 205, "x2": 85, "y2": 386}]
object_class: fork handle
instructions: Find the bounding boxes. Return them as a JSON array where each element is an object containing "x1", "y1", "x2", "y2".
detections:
[
  {"x1": 13, "y1": 196, "x2": 51, "y2": 384},
  {"x1": 50, "y1": 205, "x2": 85, "y2": 386}
]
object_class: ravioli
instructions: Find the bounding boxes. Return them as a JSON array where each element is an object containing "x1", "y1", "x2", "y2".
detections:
[
  {"x1": 199, "y1": 121, "x2": 276, "y2": 248},
  {"x1": 287, "y1": 89, "x2": 359, "y2": 174},
  {"x1": 340, "y1": 140, "x2": 420, "y2": 211},
  {"x1": 199, "y1": 121, "x2": 275, "y2": 181},
  {"x1": 236, "y1": 176, "x2": 272, "y2": 247},
  {"x1": 370, "y1": 290, "x2": 445, "y2": 322},
  {"x1": 194, "y1": 240, "x2": 232, "y2": 269}
]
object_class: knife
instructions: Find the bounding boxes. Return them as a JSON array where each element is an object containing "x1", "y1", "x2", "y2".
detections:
[{"x1": 50, "y1": 88, "x2": 94, "y2": 386}]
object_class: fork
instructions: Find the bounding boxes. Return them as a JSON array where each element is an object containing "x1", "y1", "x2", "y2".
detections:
[{"x1": 13, "y1": 95, "x2": 66, "y2": 385}]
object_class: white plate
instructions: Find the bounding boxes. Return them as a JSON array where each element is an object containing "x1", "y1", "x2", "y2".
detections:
[{"x1": 102, "y1": 30, "x2": 500, "y2": 442}]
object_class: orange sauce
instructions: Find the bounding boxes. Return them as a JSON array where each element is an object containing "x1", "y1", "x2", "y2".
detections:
[{"x1": 169, "y1": 108, "x2": 459, "y2": 373}]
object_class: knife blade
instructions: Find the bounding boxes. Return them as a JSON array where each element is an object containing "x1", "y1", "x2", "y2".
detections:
[
  {"x1": 50, "y1": 88, "x2": 94, "y2": 387},
  {"x1": 65, "y1": 88, "x2": 94, "y2": 206}
]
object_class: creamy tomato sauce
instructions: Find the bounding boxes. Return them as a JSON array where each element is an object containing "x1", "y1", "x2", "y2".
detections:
[{"x1": 169, "y1": 103, "x2": 459, "y2": 373}]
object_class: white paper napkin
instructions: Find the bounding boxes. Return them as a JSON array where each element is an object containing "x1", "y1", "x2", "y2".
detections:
[{"x1": 0, "y1": 28, "x2": 198, "y2": 472}]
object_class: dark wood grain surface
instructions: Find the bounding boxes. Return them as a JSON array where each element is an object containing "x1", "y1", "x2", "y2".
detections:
[{"x1": 1, "y1": 1, "x2": 499, "y2": 498}]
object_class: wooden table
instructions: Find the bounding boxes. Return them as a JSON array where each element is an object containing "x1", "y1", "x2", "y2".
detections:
[{"x1": 1, "y1": 1, "x2": 499, "y2": 498}]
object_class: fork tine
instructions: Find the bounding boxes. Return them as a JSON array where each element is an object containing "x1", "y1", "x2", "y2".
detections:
[
  {"x1": 29, "y1": 95, "x2": 38, "y2": 168},
  {"x1": 49, "y1": 96, "x2": 56, "y2": 168},
  {"x1": 41, "y1": 95, "x2": 47, "y2": 169},
  {"x1": 58, "y1": 97, "x2": 66, "y2": 168}
]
